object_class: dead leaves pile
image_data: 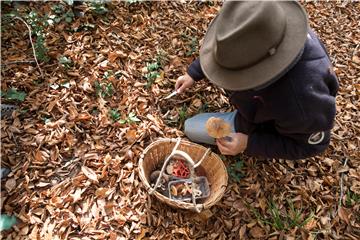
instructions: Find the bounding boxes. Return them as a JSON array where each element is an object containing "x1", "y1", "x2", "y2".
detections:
[{"x1": 1, "y1": 1, "x2": 359, "y2": 239}]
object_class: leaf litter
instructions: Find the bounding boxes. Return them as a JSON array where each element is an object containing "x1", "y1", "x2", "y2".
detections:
[{"x1": 0, "y1": 1, "x2": 359, "y2": 239}]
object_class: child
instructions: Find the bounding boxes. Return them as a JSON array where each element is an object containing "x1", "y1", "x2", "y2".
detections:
[{"x1": 176, "y1": 1, "x2": 338, "y2": 160}]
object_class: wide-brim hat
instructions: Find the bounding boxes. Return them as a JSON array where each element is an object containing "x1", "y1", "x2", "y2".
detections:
[{"x1": 200, "y1": 1, "x2": 308, "y2": 91}]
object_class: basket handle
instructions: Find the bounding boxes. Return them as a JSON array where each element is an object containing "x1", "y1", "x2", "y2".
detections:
[{"x1": 149, "y1": 138, "x2": 209, "y2": 212}]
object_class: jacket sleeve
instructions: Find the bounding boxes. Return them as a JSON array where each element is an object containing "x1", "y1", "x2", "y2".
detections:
[
  {"x1": 187, "y1": 58, "x2": 205, "y2": 81},
  {"x1": 245, "y1": 128, "x2": 331, "y2": 160}
]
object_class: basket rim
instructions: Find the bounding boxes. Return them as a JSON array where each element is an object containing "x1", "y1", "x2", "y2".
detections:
[{"x1": 138, "y1": 138, "x2": 228, "y2": 210}]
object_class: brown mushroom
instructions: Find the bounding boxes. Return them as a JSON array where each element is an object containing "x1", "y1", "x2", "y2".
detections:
[{"x1": 205, "y1": 117, "x2": 231, "y2": 138}]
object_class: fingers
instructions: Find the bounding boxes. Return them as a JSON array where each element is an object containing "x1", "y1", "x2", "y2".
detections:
[
  {"x1": 175, "y1": 74, "x2": 194, "y2": 94},
  {"x1": 216, "y1": 139, "x2": 232, "y2": 155},
  {"x1": 217, "y1": 137, "x2": 233, "y2": 148},
  {"x1": 175, "y1": 76, "x2": 185, "y2": 93}
]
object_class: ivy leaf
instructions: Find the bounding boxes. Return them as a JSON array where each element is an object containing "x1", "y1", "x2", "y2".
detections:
[{"x1": 2, "y1": 88, "x2": 26, "y2": 101}]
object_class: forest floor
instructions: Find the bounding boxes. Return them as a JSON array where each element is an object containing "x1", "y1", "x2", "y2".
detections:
[{"x1": 1, "y1": 1, "x2": 359, "y2": 240}]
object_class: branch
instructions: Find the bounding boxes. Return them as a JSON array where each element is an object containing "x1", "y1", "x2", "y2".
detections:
[
  {"x1": 337, "y1": 158, "x2": 349, "y2": 212},
  {"x1": 2, "y1": 60, "x2": 36, "y2": 66},
  {"x1": 13, "y1": 16, "x2": 44, "y2": 78}
]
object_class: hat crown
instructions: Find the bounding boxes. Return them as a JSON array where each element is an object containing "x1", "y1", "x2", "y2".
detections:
[{"x1": 214, "y1": 1, "x2": 287, "y2": 69}]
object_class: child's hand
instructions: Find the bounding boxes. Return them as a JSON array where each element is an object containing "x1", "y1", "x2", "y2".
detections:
[
  {"x1": 175, "y1": 73, "x2": 195, "y2": 94},
  {"x1": 216, "y1": 132, "x2": 248, "y2": 156}
]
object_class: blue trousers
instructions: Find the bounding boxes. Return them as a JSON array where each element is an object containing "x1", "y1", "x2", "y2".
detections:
[{"x1": 184, "y1": 111, "x2": 237, "y2": 145}]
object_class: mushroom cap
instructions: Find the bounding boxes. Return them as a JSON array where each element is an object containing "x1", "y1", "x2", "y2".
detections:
[{"x1": 205, "y1": 117, "x2": 231, "y2": 138}]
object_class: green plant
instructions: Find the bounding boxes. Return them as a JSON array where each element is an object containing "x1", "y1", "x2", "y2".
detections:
[
  {"x1": 181, "y1": 33, "x2": 199, "y2": 57},
  {"x1": 186, "y1": 37, "x2": 198, "y2": 56},
  {"x1": 103, "y1": 70, "x2": 113, "y2": 79},
  {"x1": 119, "y1": 112, "x2": 141, "y2": 124},
  {"x1": 144, "y1": 62, "x2": 161, "y2": 88},
  {"x1": 156, "y1": 49, "x2": 168, "y2": 67},
  {"x1": 346, "y1": 190, "x2": 360, "y2": 207},
  {"x1": 49, "y1": 5, "x2": 75, "y2": 24},
  {"x1": 90, "y1": 2, "x2": 108, "y2": 15},
  {"x1": 251, "y1": 199, "x2": 314, "y2": 231},
  {"x1": 126, "y1": 0, "x2": 142, "y2": 4},
  {"x1": 1, "y1": 88, "x2": 26, "y2": 102},
  {"x1": 109, "y1": 109, "x2": 120, "y2": 122},
  {"x1": 24, "y1": 11, "x2": 50, "y2": 62},
  {"x1": 178, "y1": 104, "x2": 188, "y2": 126},
  {"x1": 227, "y1": 160, "x2": 244, "y2": 182},
  {"x1": 59, "y1": 56, "x2": 72, "y2": 69},
  {"x1": 94, "y1": 81, "x2": 113, "y2": 98}
]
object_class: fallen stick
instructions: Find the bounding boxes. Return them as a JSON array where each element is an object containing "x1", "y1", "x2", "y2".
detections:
[
  {"x1": 12, "y1": 16, "x2": 44, "y2": 78},
  {"x1": 2, "y1": 60, "x2": 36, "y2": 66},
  {"x1": 337, "y1": 158, "x2": 349, "y2": 213}
]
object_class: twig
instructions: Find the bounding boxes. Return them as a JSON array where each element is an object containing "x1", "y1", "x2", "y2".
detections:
[
  {"x1": 337, "y1": 158, "x2": 349, "y2": 212},
  {"x1": 13, "y1": 16, "x2": 44, "y2": 78},
  {"x1": 2, "y1": 60, "x2": 36, "y2": 66}
]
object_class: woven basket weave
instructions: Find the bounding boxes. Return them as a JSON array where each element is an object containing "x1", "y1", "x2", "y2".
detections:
[{"x1": 138, "y1": 138, "x2": 228, "y2": 211}]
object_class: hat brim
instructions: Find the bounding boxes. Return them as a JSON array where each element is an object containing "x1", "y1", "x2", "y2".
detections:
[{"x1": 199, "y1": 1, "x2": 308, "y2": 91}]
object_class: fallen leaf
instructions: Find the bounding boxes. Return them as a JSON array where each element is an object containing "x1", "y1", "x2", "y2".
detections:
[
  {"x1": 249, "y1": 226, "x2": 264, "y2": 238},
  {"x1": 338, "y1": 207, "x2": 350, "y2": 224},
  {"x1": 81, "y1": 166, "x2": 98, "y2": 183},
  {"x1": 5, "y1": 178, "x2": 16, "y2": 192},
  {"x1": 126, "y1": 130, "x2": 137, "y2": 143}
]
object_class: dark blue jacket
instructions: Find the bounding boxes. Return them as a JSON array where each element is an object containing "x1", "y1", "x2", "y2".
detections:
[{"x1": 187, "y1": 30, "x2": 339, "y2": 160}]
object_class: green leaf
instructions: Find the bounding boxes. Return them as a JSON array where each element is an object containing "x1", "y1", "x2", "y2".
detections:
[
  {"x1": 129, "y1": 116, "x2": 140, "y2": 122},
  {"x1": 65, "y1": 16, "x2": 73, "y2": 23},
  {"x1": 59, "y1": 56, "x2": 72, "y2": 65},
  {"x1": 2, "y1": 88, "x2": 26, "y2": 101},
  {"x1": 50, "y1": 83, "x2": 59, "y2": 90},
  {"x1": 64, "y1": 0, "x2": 74, "y2": 6},
  {"x1": 119, "y1": 119, "x2": 127, "y2": 124},
  {"x1": 61, "y1": 82, "x2": 70, "y2": 89},
  {"x1": 147, "y1": 62, "x2": 159, "y2": 71},
  {"x1": 109, "y1": 109, "x2": 121, "y2": 121}
]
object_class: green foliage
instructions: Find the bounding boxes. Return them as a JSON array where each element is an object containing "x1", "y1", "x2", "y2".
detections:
[
  {"x1": 144, "y1": 50, "x2": 167, "y2": 88},
  {"x1": 144, "y1": 62, "x2": 161, "y2": 88},
  {"x1": 49, "y1": 5, "x2": 74, "y2": 24},
  {"x1": 179, "y1": 105, "x2": 188, "y2": 123},
  {"x1": 156, "y1": 49, "x2": 168, "y2": 67},
  {"x1": 94, "y1": 80, "x2": 114, "y2": 98},
  {"x1": 109, "y1": 109, "x2": 121, "y2": 122},
  {"x1": 59, "y1": 56, "x2": 72, "y2": 69},
  {"x1": 227, "y1": 160, "x2": 244, "y2": 182},
  {"x1": 1, "y1": 88, "x2": 26, "y2": 102},
  {"x1": 346, "y1": 190, "x2": 360, "y2": 207},
  {"x1": 90, "y1": 2, "x2": 108, "y2": 15},
  {"x1": 251, "y1": 199, "x2": 314, "y2": 231},
  {"x1": 186, "y1": 37, "x2": 198, "y2": 56},
  {"x1": 103, "y1": 70, "x2": 114, "y2": 79},
  {"x1": 126, "y1": 0, "x2": 142, "y2": 4},
  {"x1": 119, "y1": 112, "x2": 141, "y2": 124},
  {"x1": 181, "y1": 33, "x2": 199, "y2": 57},
  {"x1": 24, "y1": 11, "x2": 50, "y2": 62}
]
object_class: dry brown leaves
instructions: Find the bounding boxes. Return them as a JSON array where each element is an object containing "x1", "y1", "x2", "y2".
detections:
[{"x1": 1, "y1": 1, "x2": 359, "y2": 240}]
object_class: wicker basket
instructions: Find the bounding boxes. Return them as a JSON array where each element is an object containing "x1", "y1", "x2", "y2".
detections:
[{"x1": 138, "y1": 138, "x2": 228, "y2": 212}]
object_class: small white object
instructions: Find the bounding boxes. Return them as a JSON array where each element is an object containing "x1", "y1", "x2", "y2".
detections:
[{"x1": 164, "y1": 91, "x2": 177, "y2": 100}]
